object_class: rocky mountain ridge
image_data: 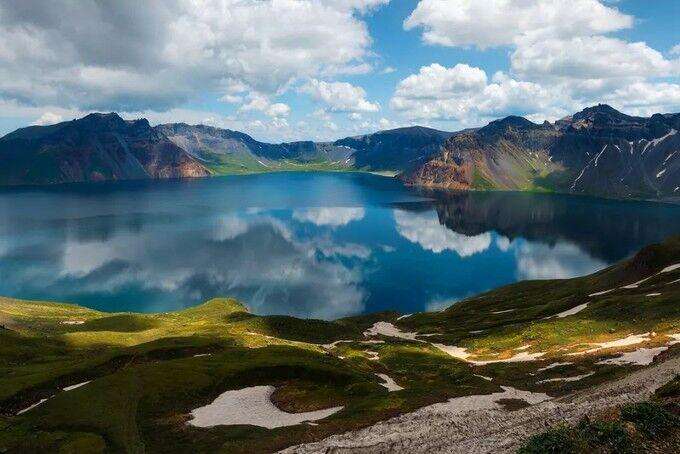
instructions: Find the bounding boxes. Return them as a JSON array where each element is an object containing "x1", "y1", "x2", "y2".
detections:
[
  {"x1": 402, "y1": 105, "x2": 680, "y2": 200},
  {"x1": 0, "y1": 105, "x2": 678, "y2": 201}
]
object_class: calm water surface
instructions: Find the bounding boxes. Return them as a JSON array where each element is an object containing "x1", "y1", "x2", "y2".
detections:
[{"x1": 1, "y1": 172, "x2": 678, "y2": 319}]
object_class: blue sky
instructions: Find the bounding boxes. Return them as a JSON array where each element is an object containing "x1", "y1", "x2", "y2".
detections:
[{"x1": 0, "y1": 0, "x2": 678, "y2": 142}]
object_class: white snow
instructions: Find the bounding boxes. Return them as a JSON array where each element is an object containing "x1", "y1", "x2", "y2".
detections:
[
  {"x1": 650, "y1": 129, "x2": 677, "y2": 147},
  {"x1": 572, "y1": 333, "x2": 651, "y2": 355},
  {"x1": 536, "y1": 362, "x2": 573, "y2": 372},
  {"x1": 594, "y1": 145, "x2": 607, "y2": 166},
  {"x1": 63, "y1": 381, "x2": 90, "y2": 391},
  {"x1": 60, "y1": 320, "x2": 84, "y2": 325},
  {"x1": 363, "y1": 322, "x2": 421, "y2": 342},
  {"x1": 397, "y1": 314, "x2": 413, "y2": 320},
  {"x1": 621, "y1": 277, "x2": 651, "y2": 289},
  {"x1": 661, "y1": 263, "x2": 680, "y2": 273},
  {"x1": 17, "y1": 398, "x2": 50, "y2": 415},
  {"x1": 620, "y1": 264, "x2": 680, "y2": 289},
  {"x1": 656, "y1": 169, "x2": 666, "y2": 178},
  {"x1": 474, "y1": 374, "x2": 493, "y2": 381},
  {"x1": 256, "y1": 159, "x2": 269, "y2": 168},
  {"x1": 553, "y1": 303, "x2": 588, "y2": 318},
  {"x1": 376, "y1": 373, "x2": 404, "y2": 392},
  {"x1": 193, "y1": 353, "x2": 212, "y2": 357},
  {"x1": 491, "y1": 309, "x2": 515, "y2": 315},
  {"x1": 589, "y1": 289, "x2": 614, "y2": 297},
  {"x1": 646, "y1": 293, "x2": 662, "y2": 297},
  {"x1": 596, "y1": 347, "x2": 668, "y2": 366},
  {"x1": 536, "y1": 372, "x2": 595, "y2": 384},
  {"x1": 188, "y1": 386, "x2": 343, "y2": 429},
  {"x1": 405, "y1": 386, "x2": 550, "y2": 416},
  {"x1": 433, "y1": 344, "x2": 544, "y2": 365}
]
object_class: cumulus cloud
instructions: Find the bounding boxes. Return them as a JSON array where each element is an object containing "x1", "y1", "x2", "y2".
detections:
[
  {"x1": 404, "y1": 0, "x2": 632, "y2": 49},
  {"x1": 399, "y1": 0, "x2": 680, "y2": 124},
  {"x1": 300, "y1": 79, "x2": 380, "y2": 113},
  {"x1": 393, "y1": 209, "x2": 491, "y2": 256},
  {"x1": 511, "y1": 36, "x2": 677, "y2": 82},
  {"x1": 0, "y1": 0, "x2": 379, "y2": 112},
  {"x1": 390, "y1": 63, "x2": 567, "y2": 124}
]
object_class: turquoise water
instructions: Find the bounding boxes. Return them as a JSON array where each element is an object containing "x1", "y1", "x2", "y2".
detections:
[{"x1": 0, "y1": 172, "x2": 678, "y2": 319}]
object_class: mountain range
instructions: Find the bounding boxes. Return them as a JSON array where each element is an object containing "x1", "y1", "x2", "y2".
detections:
[{"x1": 0, "y1": 105, "x2": 678, "y2": 201}]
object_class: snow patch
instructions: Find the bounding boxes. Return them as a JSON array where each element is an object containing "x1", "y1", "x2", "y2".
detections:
[
  {"x1": 433, "y1": 344, "x2": 544, "y2": 365},
  {"x1": 63, "y1": 381, "x2": 90, "y2": 391},
  {"x1": 553, "y1": 303, "x2": 588, "y2": 318},
  {"x1": 596, "y1": 347, "x2": 668, "y2": 366},
  {"x1": 188, "y1": 386, "x2": 343, "y2": 429},
  {"x1": 536, "y1": 362, "x2": 573, "y2": 372},
  {"x1": 17, "y1": 398, "x2": 50, "y2": 415},
  {"x1": 363, "y1": 322, "x2": 421, "y2": 342},
  {"x1": 536, "y1": 372, "x2": 595, "y2": 384},
  {"x1": 376, "y1": 373, "x2": 403, "y2": 392}
]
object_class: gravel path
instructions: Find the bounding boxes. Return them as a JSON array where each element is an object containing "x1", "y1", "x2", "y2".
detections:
[{"x1": 281, "y1": 356, "x2": 680, "y2": 454}]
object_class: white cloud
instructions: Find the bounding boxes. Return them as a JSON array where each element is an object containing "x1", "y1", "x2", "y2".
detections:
[
  {"x1": 33, "y1": 111, "x2": 64, "y2": 126},
  {"x1": 511, "y1": 36, "x2": 677, "y2": 82},
  {"x1": 390, "y1": 63, "x2": 566, "y2": 124},
  {"x1": 0, "y1": 0, "x2": 379, "y2": 111},
  {"x1": 393, "y1": 209, "x2": 491, "y2": 256},
  {"x1": 398, "y1": 1, "x2": 680, "y2": 124},
  {"x1": 404, "y1": 0, "x2": 632, "y2": 49},
  {"x1": 300, "y1": 79, "x2": 379, "y2": 113},
  {"x1": 238, "y1": 93, "x2": 290, "y2": 118},
  {"x1": 671, "y1": 44, "x2": 680, "y2": 56}
]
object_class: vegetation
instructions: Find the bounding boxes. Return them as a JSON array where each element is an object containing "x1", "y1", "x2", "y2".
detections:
[
  {"x1": 1, "y1": 237, "x2": 679, "y2": 453},
  {"x1": 519, "y1": 377, "x2": 680, "y2": 454}
]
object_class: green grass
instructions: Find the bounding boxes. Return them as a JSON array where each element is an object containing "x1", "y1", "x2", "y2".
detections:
[{"x1": 1, "y1": 237, "x2": 680, "y2": 453}]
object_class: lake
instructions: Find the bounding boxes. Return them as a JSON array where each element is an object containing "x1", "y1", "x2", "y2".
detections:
[{"x1": 0, "y1": 172, "x2": 678, "y2": 319}]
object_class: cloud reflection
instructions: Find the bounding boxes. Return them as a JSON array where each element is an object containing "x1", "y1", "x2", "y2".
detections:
[
  {"x1": 514, "y1": 241, "x2": 606, "y2": 280},
  {"x1": 4, "y1": 213, "x2": 368, "y2": 319},
  {"x1": 293, "y1": 207, "x2": 365, "y2": 227},
  {"x1": 393, "y1": 209, "x2": 491, "y2": 256}
]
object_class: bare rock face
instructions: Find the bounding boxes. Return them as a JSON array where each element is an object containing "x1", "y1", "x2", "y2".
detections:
[
  {"x1": 0, "y1": 113, "x2": 210, "y2": 185},
  {"x1": 402, "y1": 105, "x2": 680, "y2": 201}
]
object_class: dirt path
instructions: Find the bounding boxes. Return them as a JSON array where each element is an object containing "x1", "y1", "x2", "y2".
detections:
[{"x1": 281, "y1": 356, "x2": 680, "y2": 454}]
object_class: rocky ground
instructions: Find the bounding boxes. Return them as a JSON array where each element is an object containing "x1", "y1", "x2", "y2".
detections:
[{"x1": 283, "y1": 354, "x2": 680, "y2": 453}]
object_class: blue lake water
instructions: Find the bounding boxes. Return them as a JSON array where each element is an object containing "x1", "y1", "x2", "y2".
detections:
[{"x1": 0, "y1": 172, "x2": 679, "y2": 319}]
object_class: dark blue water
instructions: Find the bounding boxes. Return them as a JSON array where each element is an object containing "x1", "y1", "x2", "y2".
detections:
[{"x1": 1, "y1": 172, "x2": 679, "y2": 319}]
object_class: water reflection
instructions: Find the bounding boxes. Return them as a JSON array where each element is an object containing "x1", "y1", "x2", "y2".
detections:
[{"x1": 0, "y1": 174, "x2": 678, "y2": 317}]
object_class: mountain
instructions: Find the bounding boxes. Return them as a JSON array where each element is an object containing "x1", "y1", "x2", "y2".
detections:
[
  {"x1": 333, "y1": 125, "x2": 454, "y2": 171},
  {"x1": 156, "y1": 123, "x2": 355, "y2": 173},
  {"x1": 0, "y1": 106, "x2": 677, "y2": 201},
  {"x1": 402, "y1": 105, "x2": 680, "y2": 200},
  {"x1": 0, "y1": 113, "x2": 209, "y2": 185}
]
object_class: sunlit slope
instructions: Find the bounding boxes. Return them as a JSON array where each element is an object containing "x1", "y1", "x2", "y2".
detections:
[{"x1": 1, "y1": 236, "x2": 679, "y2": 453}]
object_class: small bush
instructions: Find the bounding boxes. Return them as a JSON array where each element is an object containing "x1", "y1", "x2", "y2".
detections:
[
  {"x1": 620, "y1": 401, "x2": 680, "y2": 437},
  {"x1": 577, "y1": 419, "x2": 632, "y2": 453},
  {"x1": 518, "y1": 425, "x2": 578, "y2": 454}
]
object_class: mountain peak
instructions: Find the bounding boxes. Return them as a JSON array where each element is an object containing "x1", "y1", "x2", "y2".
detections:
[{"x1": 479, "y1": 115, "x2": 539, "y2": 135}]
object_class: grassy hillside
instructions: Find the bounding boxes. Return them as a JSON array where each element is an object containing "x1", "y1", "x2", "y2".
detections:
[{"x1": 1, "y1": 237, "x2": 679, "y2": 453}]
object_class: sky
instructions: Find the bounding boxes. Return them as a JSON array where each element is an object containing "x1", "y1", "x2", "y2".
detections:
[{"x1": 0, "y1": 0, "x2": 678, "y2": 142}]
